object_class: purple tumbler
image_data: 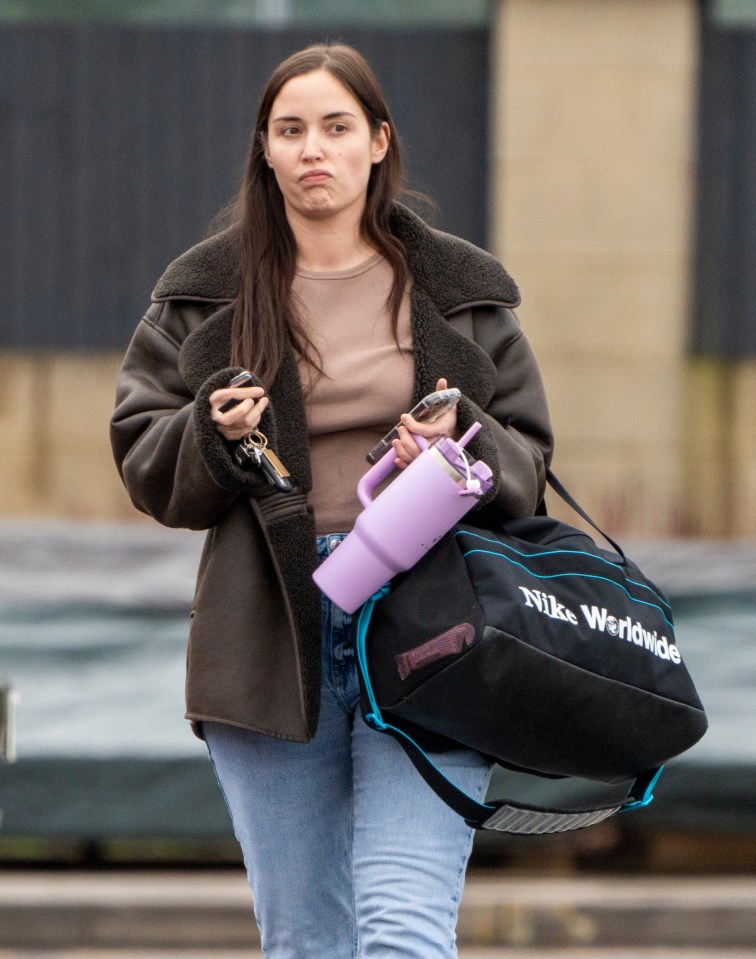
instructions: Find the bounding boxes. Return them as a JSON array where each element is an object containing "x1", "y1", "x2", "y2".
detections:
[{"x1": 312, "y1": 423, "x2": 493, "y2": 613}]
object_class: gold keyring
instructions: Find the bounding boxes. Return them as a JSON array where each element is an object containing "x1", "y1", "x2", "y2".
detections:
[{"x1": 244, "y1": 429, "x2": 268, "y2": 450}]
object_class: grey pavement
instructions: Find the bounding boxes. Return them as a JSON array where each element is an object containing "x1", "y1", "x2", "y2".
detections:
[
  {"x1": 2, "y1": 871, "x2": 756, "y2": 953},
  {"x1": 1, "y1": 951, "x2": 756, "y2": 958}
]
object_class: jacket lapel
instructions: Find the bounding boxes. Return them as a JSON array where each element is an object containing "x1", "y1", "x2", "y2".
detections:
[
  {"x1": 173, "y1": 201, "x2": 518, "y2": 492},
  {"x1": 178, "y1": 302, "x2": 320, "y2": 739},
  {"x1": 409, "y1": 286, "x2": 498, "y2": 410}
]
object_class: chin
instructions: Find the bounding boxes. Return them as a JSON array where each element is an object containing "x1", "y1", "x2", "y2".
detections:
[{"x1": 302, "y1": 202, "x2": 338, "y2": 219}]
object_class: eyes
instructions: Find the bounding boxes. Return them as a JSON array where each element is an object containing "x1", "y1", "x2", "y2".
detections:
[{"x1": 272, "y1": 120, "x2": 351, "y2": 139}]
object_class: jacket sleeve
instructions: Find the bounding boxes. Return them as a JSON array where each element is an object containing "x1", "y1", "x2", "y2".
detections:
[
  {"x1": 110, "y1": 303, "x2": 250, "y2": 530},
  {"x1": 457, "y1": 307, "x2": 554, "y2": 520}
]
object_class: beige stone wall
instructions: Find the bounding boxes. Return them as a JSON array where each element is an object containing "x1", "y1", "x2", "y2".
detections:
[
  {"x1": 0, "y1": 352, "x2": 146, "y2": 522},
  {"x1": 491, "y1": 0, "x2": 699, "y2": 534},
  {"x1": 684, "y1": 359, "x2": 756, "y2": 536},
  {"x1": 2, "y1": 0, "x2": 753, "y2": 535},
  {"x1": 730, "y1": 363, "x2": 756, "y2": 535}
]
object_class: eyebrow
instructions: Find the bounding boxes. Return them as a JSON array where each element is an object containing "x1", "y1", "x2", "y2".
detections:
[{"x1": 270, "y1": 111, "x2": 358, "y2": 124}]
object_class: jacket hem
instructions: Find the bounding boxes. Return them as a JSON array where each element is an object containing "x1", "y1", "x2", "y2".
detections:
[{"x1": 186, "y1": 711, "x2": 311, "y2": 744}]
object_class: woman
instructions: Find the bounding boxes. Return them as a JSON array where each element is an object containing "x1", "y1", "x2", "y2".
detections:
[{"x1": 111, "y1": 43, "x2": 553, "y2": 959}]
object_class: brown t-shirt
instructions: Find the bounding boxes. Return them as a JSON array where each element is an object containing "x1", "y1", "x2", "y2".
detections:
[{"x1": 293, "y1": 254, "x2": 413, "y2": 534}]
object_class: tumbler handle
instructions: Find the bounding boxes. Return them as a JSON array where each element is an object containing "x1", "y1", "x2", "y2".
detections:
[
  {"x1": 357, "y1": 423, "x2": 482, "y2": 509},
  {"x1": 357, "y1": 433, "x2": 430, "y2": 508}
]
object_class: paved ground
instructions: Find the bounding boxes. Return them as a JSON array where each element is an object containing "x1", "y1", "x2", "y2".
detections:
[
  {"x1": 0, "y1": 951, "x2": 755, "y2": 958},
  {"x1": 2, "y1": 870, "x2": 756, "y2": 954}
]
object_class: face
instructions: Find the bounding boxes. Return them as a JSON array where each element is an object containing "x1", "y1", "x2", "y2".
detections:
[{"x1": 264, "y1": 69, "x2": 390, "y2": 225}]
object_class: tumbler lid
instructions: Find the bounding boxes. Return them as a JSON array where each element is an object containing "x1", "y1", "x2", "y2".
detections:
[{"x1": 430, "y1": 436, "x2": 493, "y2": 494}]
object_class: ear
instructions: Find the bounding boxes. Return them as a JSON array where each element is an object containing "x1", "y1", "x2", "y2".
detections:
[
  {"x1": 371, "y1": 121, "x2": 390, "y2": 165},
  {"x1": 259, "y1": 132, "x2": 273, "y2": 167}
]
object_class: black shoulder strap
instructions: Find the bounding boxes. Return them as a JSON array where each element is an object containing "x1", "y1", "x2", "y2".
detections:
[
  {"x1": 450, "y1": 314, "x2": 624, "y2": 559},
  {"x1": 546, "y1": 467, "x2": 627, "y2": 562}
]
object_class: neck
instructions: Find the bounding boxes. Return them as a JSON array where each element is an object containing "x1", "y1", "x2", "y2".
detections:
[{"x1": 286, "y1": 207, "x2": 374, "y2": 273}]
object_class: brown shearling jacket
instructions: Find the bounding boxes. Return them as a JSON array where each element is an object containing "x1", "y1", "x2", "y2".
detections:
[{"x1": 110, "y1": 203, "x2": 553, "y2": 742}]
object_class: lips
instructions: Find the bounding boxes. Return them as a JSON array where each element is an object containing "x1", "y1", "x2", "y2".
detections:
[{"x1": 300, "y1": 169, "x2": 332, "y2": 184}]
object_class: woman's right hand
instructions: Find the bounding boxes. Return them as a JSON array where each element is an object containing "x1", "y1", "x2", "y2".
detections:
[{"x1": 209, "y1": 385, "x2": 270, "y2": 442}]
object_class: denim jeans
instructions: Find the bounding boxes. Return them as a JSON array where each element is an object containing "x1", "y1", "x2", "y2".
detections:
[{"x1": 203, "y1": 534, "x2": 493, "y2": 959}]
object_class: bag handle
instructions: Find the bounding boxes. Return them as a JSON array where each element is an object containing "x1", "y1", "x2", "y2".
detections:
[
  {"x1": 451, "y1": 307, "x2": 624, "y2": 560},
  {"x1": 356, "y1": 589, "x2": 662, "y2": 834},
  {"x1": 545, "y1": 468, "x2": 627, "y2": 562}
]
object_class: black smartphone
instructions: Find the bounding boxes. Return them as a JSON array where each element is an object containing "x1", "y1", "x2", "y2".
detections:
[
  {"x1": 366, "y1": 387, "x2": 462, "y2": 463},
  {"x1": 219, "y1": 371, "x2": 256, "y2": 413}
]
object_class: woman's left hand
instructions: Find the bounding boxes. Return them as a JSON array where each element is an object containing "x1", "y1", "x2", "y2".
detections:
[{"x1": 392, "y1": 377, "x2": 460, "y2": 470}]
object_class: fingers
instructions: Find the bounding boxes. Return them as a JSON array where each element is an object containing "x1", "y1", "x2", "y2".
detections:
[
  {"x1": 392, "y1": 424, "x2": 422, "y2": 470},
  {"x1": 211, "y1": 384, "x2": 266, "y2": 415},
  {"x1": 400, "y1": 405, "x2": 458, "y2": 440},
  {"x1": 392, "y1": 378, "x2": 460, "y2": 469},
  {"x1": 216, "y1": 396, "x2": 270, "y2": 441},
  {"x1": 209, "y1": 386, "x2": 269, "y2": 442}
]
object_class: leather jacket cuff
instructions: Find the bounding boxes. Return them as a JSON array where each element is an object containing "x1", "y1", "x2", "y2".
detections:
[
  {"x1": 193, "y1": 367, "x2": 276, "y2": 493},
  {"x1": 455, "y1": 395, "x2": 499, "y2": 508}
]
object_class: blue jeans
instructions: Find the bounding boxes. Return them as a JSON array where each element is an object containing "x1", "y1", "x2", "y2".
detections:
[{"x1": 204, "y1": 534, "x2": 493, "y2": 959}]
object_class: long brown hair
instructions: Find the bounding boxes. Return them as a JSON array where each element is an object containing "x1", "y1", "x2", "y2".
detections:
[{"x1": 229, "y1": 44, "x2": 409, "y2": 388}]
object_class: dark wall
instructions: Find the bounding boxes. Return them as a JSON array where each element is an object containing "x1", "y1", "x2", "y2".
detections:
[
  {"x1": 0, "y1": 24, "x2": 489, "y2": 350},
  {"x1": 692, "y1": 12, "x2": 756, "y2": 357}
]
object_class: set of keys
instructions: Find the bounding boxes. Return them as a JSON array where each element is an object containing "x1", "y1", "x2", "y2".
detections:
[{"x1": 233, "y1": 430, "x2": 294, "y2": 493}]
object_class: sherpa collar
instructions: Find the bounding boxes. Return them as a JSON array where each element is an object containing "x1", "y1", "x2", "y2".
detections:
[
  {"x1": 152, "y1": 202, "x2": 520, "y2": 313},
  {"x1": 174, "y1": 203, "x2": 519, "y2": 484}
]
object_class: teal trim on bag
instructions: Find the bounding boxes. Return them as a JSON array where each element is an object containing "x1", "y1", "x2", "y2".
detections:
[
  {"x1": 458, "y1": 545, "x2": 675, "y2": 630},
  {"x1": 455, "y1": 529, "x2": 671, "y2": 611},
  {"x1": 355, "y1": 586, "x2": 496, "y2": 814},
  {"x1": 354, "y1": 580, "x2": 657, "y2": 829},
  {"x1": 622, "y1": 766, "x2": 664, "y2": 810},
  {"x1": 355, "y1": 587, "x2": 391, "y2": 729}
]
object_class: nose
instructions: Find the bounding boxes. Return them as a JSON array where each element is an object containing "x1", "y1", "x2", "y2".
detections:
[{"x1": 301, "y1": 129, "x2": 324, "y2": 161}]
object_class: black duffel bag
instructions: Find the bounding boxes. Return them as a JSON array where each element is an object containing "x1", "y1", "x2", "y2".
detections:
[{"x1": 355, "y1": 470, "x2": 708, "y2": 835}]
